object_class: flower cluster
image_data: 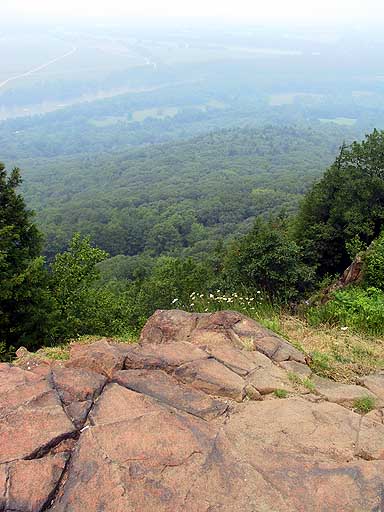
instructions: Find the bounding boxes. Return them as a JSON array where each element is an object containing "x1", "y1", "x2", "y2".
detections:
[{"x1": 171, "y1": 290, "x2": 265, "y2": 314}]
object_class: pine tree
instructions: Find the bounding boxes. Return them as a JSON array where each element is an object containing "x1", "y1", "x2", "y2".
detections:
[{"x1": 0, "y1": 163, "x2": 54, "y2": 353}]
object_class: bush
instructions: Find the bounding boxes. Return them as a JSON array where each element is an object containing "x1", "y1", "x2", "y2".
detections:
[
  {"x1": 222, "y1": 217, "x2": 313, "y2": 301},
  {"x1": 364, "y1": 231, "x2": 384, "y2": 289},
  {"x1": 307, "y1": 286, "x2": 384, "y2": 336}
]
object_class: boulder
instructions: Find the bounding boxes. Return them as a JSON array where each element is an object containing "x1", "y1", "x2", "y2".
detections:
[
  {"x1": 2, "y1": 310, "x2": 384, "y2": 511},
  {"x1": 140, "y1": 309, "x2": 306, "y2": 363}
]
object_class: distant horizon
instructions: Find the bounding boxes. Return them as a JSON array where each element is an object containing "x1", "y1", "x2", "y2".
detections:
[{"x1": 2, "y1": 0, "x2": 384, "y2": 27}]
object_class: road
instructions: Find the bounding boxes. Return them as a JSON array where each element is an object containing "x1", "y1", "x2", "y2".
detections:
[{"x1": 0, "y1": 46, "x2": 77, "y2": 91}]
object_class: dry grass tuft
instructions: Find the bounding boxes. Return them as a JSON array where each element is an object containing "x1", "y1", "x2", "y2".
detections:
[{"x1": 278, "y1": 314, "x2": 384, "y2": 383}]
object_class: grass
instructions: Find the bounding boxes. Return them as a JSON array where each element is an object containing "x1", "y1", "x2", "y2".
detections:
[
  {"x1": 14, "y1": 333, "x2": 138, "y2": 364},
  {"x1": 274, "y1": 389, "x2": 288, "y2": 398},
  {"x1": 353, "y1": 395, "x2": 376, "y2": 414},
  {"x1": 180, "y1": 291, "x2": 384, "y2": 383},
  {"x1": 10, "y1": 288, "x2": 384, "y2": 384},
  {"x1": 302, "y1": 377, "x2": 316, "y2": 392},
  {"x1": 287, "y1": 372, "x2": 316, "y2": 392},
  {"x1": 278, "y1": 314, "x2": 384, "y2": 383},
  {"x1": 306, "y1": 287, "x2": 384, "y2": 336}
]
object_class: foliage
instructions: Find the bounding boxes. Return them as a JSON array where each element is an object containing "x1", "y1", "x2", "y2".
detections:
[
  {"x1": 295, "y1": 130, "x2": 384, "y2": 277},
  {"x1": 353, "y1": 396, "x2": 376, "y2": 414},
  {"x1": 302, "y1": 378, "x2": 316, "y2": 392},
  {"x1": 222, "y1": 217, "x2": 313, "y2": 300},
  {"x1": 0, "y1": 163, "x2": 56, "y2": 351},
  {"x1": 309, "y1": 351, "x2": 331, "y2": 377},
  {"x1": 49, "y1": 233, "x2": 109, "y2": 339},
  {"x1": 274, "y1": 389, "x2": 288, "y2": 398},
  {"x1": 364, "y1": 230, "x2": 384, "y2": 289},
  {"x1": 19, "y1": 126, "x2": 339, "y2": 262},
  {"x1": 307, "y1": 286, "x2": 384, "y2": 336}
]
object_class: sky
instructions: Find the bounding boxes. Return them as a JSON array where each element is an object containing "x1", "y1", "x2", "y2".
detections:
[{"x1": 2, "y1": 0, "x2": 384, "y2": 24}]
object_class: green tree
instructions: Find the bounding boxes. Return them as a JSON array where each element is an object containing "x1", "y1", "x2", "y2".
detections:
[
  {"x1": 364, "y1": 230, "x2": 384, "y2": 289},
  {"x1": 295, "y1": 130, "x2": 384, "y2": 277},
  {"x1": 222, "y1": 218, "x2": 312, "y2": 300},
  {"x1": 0, "y1": 163, "x2": 54, "y2": 352},
  {"x1": 50, "y1": 233, "x2": 108, "y2": 338}
]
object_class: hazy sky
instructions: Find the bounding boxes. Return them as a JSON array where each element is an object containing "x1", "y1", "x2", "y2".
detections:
[{"x1": 2, "y1": 0, "x2": 384, "y2": 24}]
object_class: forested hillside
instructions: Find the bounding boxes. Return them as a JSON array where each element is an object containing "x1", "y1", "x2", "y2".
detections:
[{"x1": 20, "y1": 126, "x2": 342, "y2": 260}]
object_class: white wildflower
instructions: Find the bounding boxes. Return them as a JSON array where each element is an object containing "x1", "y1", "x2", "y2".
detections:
[
  {"x1": 171, "y1": 298, "x2": 178, "y2": 304},
  {"x1": 340, "y1": 326, "x2": 348, "y2": 331}
]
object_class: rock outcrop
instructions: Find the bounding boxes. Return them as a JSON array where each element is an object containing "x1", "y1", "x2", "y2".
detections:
[{"x1": 1, "y1": 310, "x2": 384, "y2": 511}]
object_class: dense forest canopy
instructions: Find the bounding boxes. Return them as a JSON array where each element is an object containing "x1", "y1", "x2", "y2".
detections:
[
  {"x1": 3, "y1": 128, "x2": 384, "y2": 355},
  {"x1": 18, "y1": 126, "x2": 342, "y2": 261}
]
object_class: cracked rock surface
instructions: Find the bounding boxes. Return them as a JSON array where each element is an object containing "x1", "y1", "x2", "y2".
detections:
[{"x1": 1, "y1": 309, "x2": 384, "y2": 511}]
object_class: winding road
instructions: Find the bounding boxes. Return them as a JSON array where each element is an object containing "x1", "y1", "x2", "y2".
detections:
[{"x1": 0, "y1": 45, "x2": 77, "y2": 91}]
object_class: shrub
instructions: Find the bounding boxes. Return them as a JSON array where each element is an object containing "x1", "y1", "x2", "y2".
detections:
[
  {"x1": 307, "y1": 286, "x2": 384, "y2": 336},
  {"x1": 364, "y1": 231, "x2": 384, "y2": 289}
]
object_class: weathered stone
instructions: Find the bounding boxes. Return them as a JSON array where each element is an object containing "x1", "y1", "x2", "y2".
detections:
[
  {"x1": 205, "y1": 345, "x2": 259, "y2": 376},
  {"x1": 0, "y1": 364, "x2": 42, "y2": 396},
  {"x1": 51, "y1": 367, "x2": 106, "y2": 427},
  {"x1": 65, "y1": 401, "x2": 92, "y2": 429},
  {"x1": 66, "y1": 340, "x2": 127, "y2": 378},
  {"x1": 3, "y1": 311, "x2": 384, "y2": 511},
  {"x1": 225, "y1": 398, "x2": 361, "y2": 463},
  {"x1": 52, "y1": 384, "x2": 289, "y2": 512},
  {"x1": 188, "y1": 328, "x2": 235, "y2": 348},
  {"x1": 247, "y1": 363, "x2": 295, "y2": 395},
  {"x1": 7, "y1": 454, "x2": 68, "y2": 512},
  {"x1": 0, "y1": 464, "x2": 6, "y2": 510},
  {"x1": 312, "y1": 375, "x2": 378, "y2": 406},
  {"x1": 140, "y1": 309, "x2": 306, "y2": 364},
  {"x1": 231, "y1": 316, "x2": 306, "y2": 363},
  {"x1": 357, "y1": 414, "x2": 384, "y2": 460},
  {"x1": 125, "y1": 341, "x2": 208, "y2": 371},
  {"x1": 279, "y1": 360, "x2": 312, "y2": 378},
  {"x1": 140, "y1": 309, "x2": 198, "y2": 344},
  {"x1": 114, "y1": 369, "x2": 227, "y2": 419},
  {"x1": 174, "y1": 358, "x2": 246, "y2": 401},
  {"x1": 52, "y1": 367, "x2": 107, "y2": 405},
  {"x1": 365, "y1": 408, "x2": 384, "y2": 424},
  {"x1": 89, "y1": 383, "x2": 164, "y2": 426},
  {"x1": 0, "y1": 365, "x2": 76, "y2": 464},
  {"x1": 359, "y1": 372, "x2": 384, "y2": 402}
]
